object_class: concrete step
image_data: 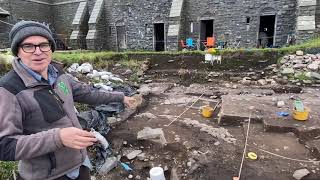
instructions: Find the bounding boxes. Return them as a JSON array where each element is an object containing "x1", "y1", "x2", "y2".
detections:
[
  {"x1": 89, "y1": 0, "x2": 104, "y2": 24},
  {"x1": 72, "y1": 2, "x2": 87, "y2": 25}
]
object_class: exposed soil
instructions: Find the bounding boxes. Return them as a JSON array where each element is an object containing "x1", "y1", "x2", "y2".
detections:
[
  {"x1": 95, "y1": 74, "x2": 320, "y2": 180},
  {"x1": 2, "y1": 53, "x2": 319, "y2": 180},
  {"x1": 80, "y1": 54, "x2": 320, "y2": 180}
]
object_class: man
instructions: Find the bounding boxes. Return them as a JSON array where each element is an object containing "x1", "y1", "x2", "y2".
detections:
[{"x1": 0, "y1": 21, "x2": 135, "y2": 180}]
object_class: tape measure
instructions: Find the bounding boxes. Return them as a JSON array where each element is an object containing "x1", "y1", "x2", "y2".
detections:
[{"x1": 247, "y1": 152, "x2": 258, "y2": 160}]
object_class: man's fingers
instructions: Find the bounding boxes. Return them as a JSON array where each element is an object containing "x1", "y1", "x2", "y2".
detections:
[
  {"x1": 76, "y1": 136, "x2": 97, "y2": 143},
  {"x1": 77, "y1": 129, "x2": 95, "y2": 137},
  {"x1": 73, "y1": 141, "x2": 93, "y2": 148}
]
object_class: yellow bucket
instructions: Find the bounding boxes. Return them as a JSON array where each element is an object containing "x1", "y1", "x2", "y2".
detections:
[
  {"x1": 293, "y1": 108, "x2": 309, "y2": 121},
  {"x1": 201, "y1": 106, "x2": 214, "y2": 118}
]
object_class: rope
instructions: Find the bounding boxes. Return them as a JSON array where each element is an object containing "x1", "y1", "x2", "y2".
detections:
[
  {"x1": 237, "y1": 110, "x2": 252, "y2": 179},
  {"x1": 0, "y1": 19, "x2": 14, "y2": 26},
  {"x1": 164, "y1": 93, "x2": 204, "y2": 127},
  {"x1": 249, "y1": 145, "x2": 320, "y2": 163}
]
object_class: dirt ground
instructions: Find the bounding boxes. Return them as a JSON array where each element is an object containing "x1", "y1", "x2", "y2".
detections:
[{"x1": 94, "y1": 74, "x2": 320, "y2": 180}]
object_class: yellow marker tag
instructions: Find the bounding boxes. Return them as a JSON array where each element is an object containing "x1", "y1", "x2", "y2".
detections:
[{"x1": 247, "y1": 152, "x2": 258, "y2": 160}]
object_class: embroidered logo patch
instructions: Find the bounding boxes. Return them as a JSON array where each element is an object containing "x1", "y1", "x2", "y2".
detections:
[{"x1": 58, "y1": 81, "x2": 69, "y2": 95}]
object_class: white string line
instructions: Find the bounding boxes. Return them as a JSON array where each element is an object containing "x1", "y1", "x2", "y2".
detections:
[
  {"x1": 238, "y1": 110, "x2": 252, "y2": 180},
  {"x1": 164, "y1": 93, "x2": 204, "y2": 127},
  {"x1": 211, "y1": 99, "x2": 221, "y2": 112},
  {"x1": 0, "y1": 19, "x2": 14, "y2": 26},
  {"x1": 249, "y1": 145, "x2": 320, "y2": 163}
]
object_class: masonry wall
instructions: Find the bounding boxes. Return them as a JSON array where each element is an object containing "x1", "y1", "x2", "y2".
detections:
[
  {"x1": 0, "y1": 0, "x2": 317, "y2": 51},
  {"x1": 182, "y1": 0, "x2": 297, "y2": 48},
  {"x1": 296, "y1": 0, "x2": 317, "y2": 43},
  {"x1": 52, "y1": 2, "x2": 80, "y2": 47},
  {"x1": 106, "y1": 0, "x2": 172, "y2": 51},
  {"x1": 316, "y1": 0, "x2": 320, "y2": 28},
  {"x1": 0, "y1": 0, "x2": 82, "y2": 49},
  {"x1": 0, "y1": 1, "x2": 11, "y2": 48},
  {"x1": 0, "y1": 0, "x2": 53, "y2": 48},
  {"x1": 8, "y1": 0, "x2": 53, "y2": 23}
]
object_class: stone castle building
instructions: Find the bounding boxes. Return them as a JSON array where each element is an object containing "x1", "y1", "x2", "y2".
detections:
[{"x1": 0, "y1": 0, "x2": 319, "y2": 51}]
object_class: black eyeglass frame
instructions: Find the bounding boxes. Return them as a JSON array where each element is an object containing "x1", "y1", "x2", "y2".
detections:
[{"x1": 19, "y1": 43, "x2": 52, "y2": 53}]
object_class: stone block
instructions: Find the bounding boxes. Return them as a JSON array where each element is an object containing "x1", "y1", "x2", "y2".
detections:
[{"x1": 98, "y1": 156, "x2": 117, "y2": 175}]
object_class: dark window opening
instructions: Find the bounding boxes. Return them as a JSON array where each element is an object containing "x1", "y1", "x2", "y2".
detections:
[
  {"x1": 154, "y1": 23, "x2": 164, "y2": 51},
  {"x1": 109, "y1": 26, "x2": 112, "y2": 36},
  {"x1": 145, "y1": 24, "x2": 148, "y2": 36},
  {"x1": 258, "y1": 15, "x2": 275, "y2": 48},
  {"x1": 246, "y1": 17, "x2": 250, "y2": 24}
]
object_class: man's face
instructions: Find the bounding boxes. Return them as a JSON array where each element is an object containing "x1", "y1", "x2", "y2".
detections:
[{"x1": 17, "y1": 36, "x2": 52, "y2": 76}]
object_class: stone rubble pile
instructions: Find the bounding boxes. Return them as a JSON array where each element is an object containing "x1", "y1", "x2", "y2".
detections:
[
  {"x1": 279, "y1": 50, "x2": 320, "y2": 85},
  {"x1": 67, "y1": 62, "x2": 124, "y2": 91}
]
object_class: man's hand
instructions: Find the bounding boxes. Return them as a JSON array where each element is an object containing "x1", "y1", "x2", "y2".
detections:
[
  {"x1": 123, "y1": 96, "x2": 136, "y2": 109},
  {"x1": 59, "y1": 127, "x2": 97, "y2": 149}
]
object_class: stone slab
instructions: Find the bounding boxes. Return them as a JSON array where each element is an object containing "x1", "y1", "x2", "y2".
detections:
[
  {"x1": 298, "y1": 0, "x2": 317, "y2": 6},
  {"x1": 138, "y1": 83, "x2": 174, "y2": 96},
  {"x1": 305, "y1": 139, "x2": 320, "y2": 159},
  {"x1": 219, "y1": 94, "x2": 320, "y2": 141},
  {"x1": 297, "y1": 16, "x2": 316, "y2": 30}
]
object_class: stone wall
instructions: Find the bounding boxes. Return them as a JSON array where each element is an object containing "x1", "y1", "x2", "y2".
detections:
[
  {"x1": 183, "y1": 0, "x2": 297, "y2": 48},
  {"x1": 107, "y1": 0, "x2": 172, "y2": 51},
  {"x1": 52, "y1": 2, "x2": 80, "y2": 48},
  {"x1": 0, "y1": 0, "x2": 83, "y2": 49},
  {"x1": 0, "y1": 15, "x2": 11, "y2": 48},
  {"x1": 0, "y1": 0, "x2": 53, "y2": 48},
  {"x1": 0, "y1": 0, "x2": 317, "y2": 51},
  {"x1": 0, "y1": 1, "x2": 11, "y2": 48},
  {"x1": 296, "y1": 0, "x2": 317, "y2": 43},
  {"x1": 7, "y1": 0, "x2": 53, "y2": 23},
  {"x1": 316, "y1": 0, "x2": 320, "y2": 28}
]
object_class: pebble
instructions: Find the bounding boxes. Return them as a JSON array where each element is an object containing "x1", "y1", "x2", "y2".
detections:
[
  {"x1": 277, "y1": 101, "x2": 285, "y2": 108},
  {"x1": 293, "y1": 168, "x2": 310, "y2": 180}
]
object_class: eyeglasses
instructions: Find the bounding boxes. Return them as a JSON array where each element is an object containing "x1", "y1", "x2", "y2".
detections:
[{"x1": 19, "y1": 43, "x2": 51, "y2": 53}]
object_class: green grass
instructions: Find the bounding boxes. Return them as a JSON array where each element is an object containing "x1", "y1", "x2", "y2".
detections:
[
  {"x1": 118, "y1": 59, "x2": 145, "y2": 82},
  {"x1": 279, "y1": 37, "x2": 320, "y2": 54},
  {"x1": 119, "y1": 59, "x2": 144, "y2": 70},
  {"x1": 294, "y1": 73, "x2": 311, "y2": 81},
  {"x1": 0, "y1": 161, "x2": 18, "y2": 179},
  {"x1": 52, "y1": 38, "x2": 320, "y2": 65}
]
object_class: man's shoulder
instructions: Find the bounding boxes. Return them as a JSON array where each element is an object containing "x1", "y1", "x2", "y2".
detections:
[{"x1": 0, "y1": 70, "x2": 26, "y2": 95}]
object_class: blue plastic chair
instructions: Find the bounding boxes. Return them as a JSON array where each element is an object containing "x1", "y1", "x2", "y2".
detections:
[{"x1": 186, "y1": 38, "x2": 195, "y2": 50}]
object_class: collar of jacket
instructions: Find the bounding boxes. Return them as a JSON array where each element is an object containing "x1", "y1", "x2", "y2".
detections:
[{"x1": 12, "y1": 57, "x2": 57, "y2": 88}]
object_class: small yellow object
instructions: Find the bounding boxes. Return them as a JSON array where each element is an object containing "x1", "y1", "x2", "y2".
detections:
[
  {"x1": 247, "y1": 152, "x2": 258, "y2": 160},
  {"x1": 201, "y1": 106, "x2": 214, "y2": 118},
  {"x1": 293, "y1": 108, "x2": 309, "y2": 121},
  {"x1": 208, "y1": 48, "x2": 216, "y2": 54}
]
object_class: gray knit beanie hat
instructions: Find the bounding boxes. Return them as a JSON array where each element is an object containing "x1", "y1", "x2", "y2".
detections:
[{"x1": 9, "y1": 20, "x2": 56, "y2": 56}]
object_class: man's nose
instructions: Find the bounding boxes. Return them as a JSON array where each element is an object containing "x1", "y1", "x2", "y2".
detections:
[{"x1": 33, "y1": 46, "x2": 43, "y2": 55}]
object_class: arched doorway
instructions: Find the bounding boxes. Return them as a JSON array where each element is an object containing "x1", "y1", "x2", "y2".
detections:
[{"x1": 258, "y1": 7, "x2": 277, "y2": 48}]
